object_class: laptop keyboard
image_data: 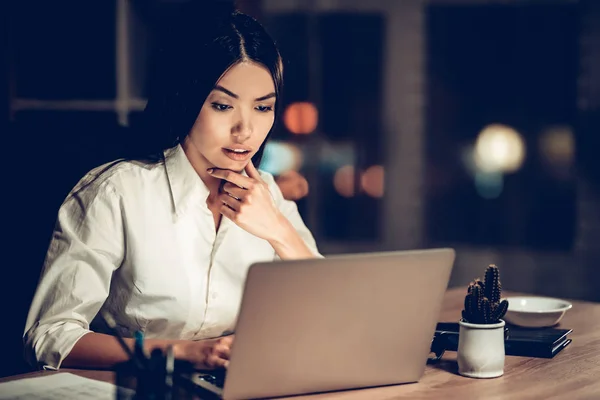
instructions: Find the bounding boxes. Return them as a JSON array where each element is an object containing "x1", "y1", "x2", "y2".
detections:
[{"x1": 197, "y1": 369, "x2": 227, "y2": 389}]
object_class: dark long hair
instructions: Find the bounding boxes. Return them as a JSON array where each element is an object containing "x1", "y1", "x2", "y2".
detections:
[{"x1": 131, "y1": 1, "x2": 283, "y2": 167}]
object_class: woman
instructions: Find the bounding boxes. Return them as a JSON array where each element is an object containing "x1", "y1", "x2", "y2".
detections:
[{"x1": 24, "y1": 6, "x2": 320, "y2": 372}]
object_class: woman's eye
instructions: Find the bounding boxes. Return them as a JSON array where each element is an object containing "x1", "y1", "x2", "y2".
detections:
[
  {"x1": 211, "y1": 103, "x2": 232, "y2": 112},
  {"x1": 256, "y1": 105, "x2": 274, "y2": 113}
]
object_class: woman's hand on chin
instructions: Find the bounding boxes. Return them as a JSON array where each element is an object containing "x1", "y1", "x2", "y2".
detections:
[{"x1": 208, "y1": 161, "x2": 287, "y2": 241}]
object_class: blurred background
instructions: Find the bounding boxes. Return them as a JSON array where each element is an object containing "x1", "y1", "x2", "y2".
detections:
[{"x1": 3, "y1": 0, "x2": 600, "y2": 377}]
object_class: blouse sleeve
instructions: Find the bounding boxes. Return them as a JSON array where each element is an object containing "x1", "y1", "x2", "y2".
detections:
[
  {"x1": 23, "y1": 178, "x2": 125, "y2": 370},
  {"x1": 261, "y1": 171, "x2": 323, "y2": 259}
]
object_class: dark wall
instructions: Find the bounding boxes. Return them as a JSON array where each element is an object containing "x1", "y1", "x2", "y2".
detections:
[{"x1": 425, "y1": 3, "x2": 579, "y2": 251}]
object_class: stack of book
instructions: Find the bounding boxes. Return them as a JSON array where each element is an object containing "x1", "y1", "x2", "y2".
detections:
[{"x1": 432, "y1": 322, "x2": 572, "y2": 358}]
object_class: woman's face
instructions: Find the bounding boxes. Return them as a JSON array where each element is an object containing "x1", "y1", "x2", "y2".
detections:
[{"x1": 185, "y1": 61, "x2": 276, "y2": 172}]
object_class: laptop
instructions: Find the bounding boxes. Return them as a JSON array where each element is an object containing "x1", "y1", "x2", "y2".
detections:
[{"x1": 189, "y1": 248, "x2": 455, "y2": 400}]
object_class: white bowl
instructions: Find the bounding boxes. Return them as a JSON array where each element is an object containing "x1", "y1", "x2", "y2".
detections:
[{"x1": 503, "y1": 296, "x2": 572, "y2": 328}]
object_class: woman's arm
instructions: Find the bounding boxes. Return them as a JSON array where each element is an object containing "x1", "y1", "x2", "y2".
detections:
[
  {"x1": 63, "y1": 332, "x2": 233, "y2": 370},
  {"x1": 266, "y1": 213, "x2": 316, "y2": 260},
  {"x1": 24, "y1": 179, "x2": 125, "y2": 370},
  {"x1": 62, "y1": 332, "x2": 179, "y2": 369}
]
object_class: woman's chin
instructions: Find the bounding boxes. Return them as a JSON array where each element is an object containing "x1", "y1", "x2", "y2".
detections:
[{"x1": 211, "y1": 159, "x2": 246, "y2": 173}]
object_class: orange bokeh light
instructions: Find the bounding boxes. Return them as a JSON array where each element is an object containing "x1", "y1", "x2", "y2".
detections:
[
  {"x1": 283, "y1": 102, "x2": 318, "y2": 135},
  {"x1": 333, "y1": 165, "x2": 355, "y2": 197},
  {"x1": 361, "y1": 165, "x2": 385, "y2": 198}
]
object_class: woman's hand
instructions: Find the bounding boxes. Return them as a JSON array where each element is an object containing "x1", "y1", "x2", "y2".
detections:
[
  {"x1": 208, "y1": 161, "x2": 316, "y2": 260},
  {"x1": 178, "y1": 335, "x2": 234, "y2": 370},
  {"x1": 208, "y1": 161, "x2": 285, "y2": 242}
]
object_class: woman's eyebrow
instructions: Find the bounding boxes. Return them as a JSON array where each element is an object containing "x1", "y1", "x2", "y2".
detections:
[
  {"x1": 214, "y1": 85, "x2": 238, "y2": 99},
  {"x1": 214, "y1": 85, "x2": 276, "y2": 102},
  {"x1": 255, "y1": 92, "x2": 276, "y2": 101}
]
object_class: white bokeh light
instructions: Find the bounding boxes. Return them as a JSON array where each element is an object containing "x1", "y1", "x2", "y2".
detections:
[{"x1": 474, "y1": 124, "x2": 526, "y2": 173}]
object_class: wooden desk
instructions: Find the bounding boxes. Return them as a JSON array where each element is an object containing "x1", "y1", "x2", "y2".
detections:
[{"x1": 3, "y1": 288, "x2": 599, "y2": 399}]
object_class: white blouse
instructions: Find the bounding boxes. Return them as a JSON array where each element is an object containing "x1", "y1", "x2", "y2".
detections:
[{"x1": 23, "y1": 144, "x2": 320, "y2": 370}]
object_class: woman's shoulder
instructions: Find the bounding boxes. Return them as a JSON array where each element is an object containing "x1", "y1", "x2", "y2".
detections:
[{"x1": 68, "y1": 158, "x2": 165, "y2": 201}]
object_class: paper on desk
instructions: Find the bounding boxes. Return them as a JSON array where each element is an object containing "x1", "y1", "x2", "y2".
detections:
[{"x1": 0, "y1": 372, "x2": 133, "y2": 399}]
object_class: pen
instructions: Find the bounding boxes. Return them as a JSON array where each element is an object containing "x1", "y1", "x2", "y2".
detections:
[
  {"x1": 134, "y1": 330, "x2": 148, "y2": 362},
  {"x1": 165, "y1": 344, "x2": 175, "y2": 399},
  {"x1": 99, "y1": 310, "x2": 146, "y2": 369}
]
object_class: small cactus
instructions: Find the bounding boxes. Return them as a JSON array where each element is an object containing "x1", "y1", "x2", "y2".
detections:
[
  {"x1": 462, "y1": 264, "x2": 508, "y2": 324},
  {"x1": 484, "y1": 265, "x2": 502, "y2": 304}
]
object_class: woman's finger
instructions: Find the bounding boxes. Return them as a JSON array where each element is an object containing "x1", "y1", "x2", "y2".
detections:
[
  {"x1": 223, "y1": 182, "x2": 247, "y2": 200},
  {"x1": 208, "y1": 168, "x2": 253, "y2": 189},
  {"x1": 219, "y1": 193, "x2": 240, "y2": 211},
  {"x1": 220, "y1": 203, "x2": 237, "y2": 221},
  {"x1": 214, "y1": 343, "x2": 231, "y2": 359},
  {"x1": 244, "y1": 160, "x2": 262, "y2": 181},
  {"x1": 207, "y1": 353, "x2": 229, "y2": 369}
]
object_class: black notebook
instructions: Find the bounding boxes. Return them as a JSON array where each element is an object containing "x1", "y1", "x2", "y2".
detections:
[{"x1": 434, "y1": 322, "x2": 572, "y2": 358}]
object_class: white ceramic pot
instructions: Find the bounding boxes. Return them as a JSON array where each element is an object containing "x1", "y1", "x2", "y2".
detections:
[{"x1": 457, "y1": 319, "x2": 505, "y2": 378}]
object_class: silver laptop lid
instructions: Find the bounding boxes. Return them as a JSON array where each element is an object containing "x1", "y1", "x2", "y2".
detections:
[{"x1": 224, "y1": 248, "x2": 455, "y2": 400}]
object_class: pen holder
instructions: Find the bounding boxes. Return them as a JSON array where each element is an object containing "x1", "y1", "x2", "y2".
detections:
[
  {"x1": 115, "y1": 359, "x2": 141, "y2": 399},
  {"x1": 115, "y1": 350, "x2": 196, "y2": 399}
]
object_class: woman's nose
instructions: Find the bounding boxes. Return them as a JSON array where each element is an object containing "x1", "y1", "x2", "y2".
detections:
[{"x1": 231, "y1": 115, "x2": 253, "y2": 141}]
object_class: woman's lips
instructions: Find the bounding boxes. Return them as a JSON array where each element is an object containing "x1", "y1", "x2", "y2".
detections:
[{"x1": 222, "y1": 148, "x2": 252, "y2": 161}]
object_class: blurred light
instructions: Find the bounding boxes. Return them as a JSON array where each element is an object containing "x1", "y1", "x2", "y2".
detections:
[
  {"x1": 319, "y1": 141, "x2": 355, "y2": 172},
  {"x1": 333, "y1": 165, "x2": 355, "y2": 197},
  {"x1": 475, "y1": 171, "x2": 503, "y2": 199},
  {"x1": 283, "y1": 102, "x2": 318, "y2": 135},
  {"x1": 539, "y1": 125, "x2": 575, "y2": 167},
  {"x1": 260, "y1": 141, "x2": 303, "y2": 175},
  {"x1": 474, "y1": 124, "x2": 526, "y2": 173},
  {"x1": 361, "y1": 165, "x2": 385, "y2": 198}
]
